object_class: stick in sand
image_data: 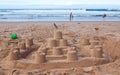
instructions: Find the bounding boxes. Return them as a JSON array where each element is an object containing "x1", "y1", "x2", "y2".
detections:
[{"x1": 54, "y1": 23, "x2": 58, "y2": 29}]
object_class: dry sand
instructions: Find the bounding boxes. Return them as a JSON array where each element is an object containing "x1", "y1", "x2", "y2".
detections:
[{"x1": 0, "y1": 21, "x2": 120, "y2": 75}]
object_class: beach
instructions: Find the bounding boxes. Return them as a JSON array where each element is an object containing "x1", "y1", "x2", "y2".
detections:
[{"x1": 0, "y1": 21, "x2": 120, "y2": 75}]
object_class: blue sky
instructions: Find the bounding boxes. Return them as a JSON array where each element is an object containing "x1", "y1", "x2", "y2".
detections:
[{"x1": 0, "y1": 0, "x2": 120, "y2": 9}]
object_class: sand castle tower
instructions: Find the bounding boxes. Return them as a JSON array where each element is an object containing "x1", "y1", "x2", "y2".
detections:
[
  {"x1": 54, "y1": 31, "x2": 62, "y2": 39},
  {"x1": 8, "y1": 50, "x2": 19, "y2": 60},
  {"x1": 67, "y1": 50, "x2": 78, "y2": 61},
  {"x1": 59, "y1": 39, "x2": 67, "y2": 46},
  {"x1": 90, "y1": 40, "x2": 99, "y2": 49},
  {"x1": 25, "y1": 38, "x2": 33, "y2": 48},
  {"x1": 53, "y1": 47, "x2": 62, "y2": 55},
  {"x1": 91, "y1": 47, "x2": 103, "y2": 58},
  {"x1": 47, "y1": 38, "x2": 57, "y2": 48},
  {"x1": 81, "y1": 38, "x2": 90, "y2": 45},
  {"x1": 18, "y1": 42, "x2": 26, "y2": 50},
  {"x1": 35, "y1": 52, "x2": 46, "y2": 64}
]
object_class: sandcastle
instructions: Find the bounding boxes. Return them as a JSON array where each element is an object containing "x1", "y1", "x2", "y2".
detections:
[{"x1": 4, "y1": 30, "x2": 109, "y2": 70}]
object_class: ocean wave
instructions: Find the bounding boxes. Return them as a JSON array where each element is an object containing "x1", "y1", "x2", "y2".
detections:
[{"x1": 0, "y1": 9, "x2": 120, "y2": 21}]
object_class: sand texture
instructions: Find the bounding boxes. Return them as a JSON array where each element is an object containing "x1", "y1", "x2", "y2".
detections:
[{"x1": 0, "y1": 21, "x2": 120, "y2": 75}]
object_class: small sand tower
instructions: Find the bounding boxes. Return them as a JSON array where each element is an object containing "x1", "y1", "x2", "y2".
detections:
[
  {"x1": 25, "y1": 38, "x2": 33, "y2": 48},
  {"x1": 48, "y1": 38, "x2": 57, "y2": 48},
  {"x1": 67, "y1": 50, "x2": 78, "y2": 62},
  {"x1": 18, "y1": 42, "x2": 26, "y2": 50},
  {"x1": 81, "y1": 38, "x2": 90, "y2": 45},
  {"x1": 8, "y1": 50, "x2": 19, "y2": 60},
  {"x1": 59, "y1": 39, "x2": 67, "y2": 46},
  {"x1": 53, "y1": 47, "x2": 62, "y2": 55},
  {"x1": 90, "y1": 40, "x2": 99, "y2": 49},
  {"x1": 54, "y1": 31, "x2": 62, "y2": 39},
  {"x1": 91, "y1": 47, "x2": 103, "y2": 58},
  {"x1": 35, "y1": 53, "x2": 46, "y2": 64}
]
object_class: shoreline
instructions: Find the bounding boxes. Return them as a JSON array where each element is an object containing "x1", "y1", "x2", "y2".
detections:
[{"x1": 0, "y1": 21, "x2": 120, "y2": 23}]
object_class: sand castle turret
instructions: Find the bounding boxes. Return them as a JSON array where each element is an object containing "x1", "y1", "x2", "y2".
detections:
[
  {"x1": 67, "y1": 51, "x2": 78, "y2": 61},
  {"x1": 81, "y1": 38, "x2": 90, "y2": 45},
  {"x1": 35, "y1": 53, "x2": 46, "y2": 64},
  {"x1": 91, "y1": 47, "x2": 103, "y2": 58},
  {"x1": 54, "y1": 31, "x2": 62, "y2": 39},
  {"x1": 59, "y1": 39, "x2": 67, "y2": 46},
  {"x1": 18, "y1": 42, "x2": 26, "y2": 50},
  {"x1": 90, "y1": 40, "x2": 99, "y2": 48},
  {"x1": 25, "y1": 38, "x2": 33, "y2": 48},
  {"x1": 53, "y1": 47, "x2": 62, "y2": 55},
  {"x1": 8, "y1": 50, "x2": 19, "y2": 60},
  {"x1": 48, "y1": 38, "x2": 57, "y2": 48}
]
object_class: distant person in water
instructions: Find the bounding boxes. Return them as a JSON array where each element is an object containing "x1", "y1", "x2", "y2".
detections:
[
  {"x1": 70, "y1": 12, "x2": 73, "y2": 21},
  {"x1": 102, "y1": 13, "x2": 107, "y2": 18}
]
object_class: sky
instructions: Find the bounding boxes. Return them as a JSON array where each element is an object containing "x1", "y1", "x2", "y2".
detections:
[{"x1": 0, "y1": 0, "x2": 120, "y2": 9}]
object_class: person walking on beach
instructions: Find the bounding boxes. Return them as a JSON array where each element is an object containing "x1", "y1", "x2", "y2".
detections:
[{"x1": 70, "y1": 12, "x2": 73, "y2": 21}]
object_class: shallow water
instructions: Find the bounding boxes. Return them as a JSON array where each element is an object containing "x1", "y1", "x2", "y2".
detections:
[{"x1": 0, "y1": 9, "x2": 120, "y2": 21}]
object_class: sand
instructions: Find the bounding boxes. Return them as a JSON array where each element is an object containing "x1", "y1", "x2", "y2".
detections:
[{"x1": 0, "y1": 21, "x2": 120, "y2": 75}]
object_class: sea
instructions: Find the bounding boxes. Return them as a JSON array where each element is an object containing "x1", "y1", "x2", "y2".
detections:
[{"x1": 0, "y1": 8, "x2": 120, "y2": 21}]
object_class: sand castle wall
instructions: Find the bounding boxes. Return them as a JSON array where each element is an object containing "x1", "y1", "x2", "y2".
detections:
[
  {"x1": 54, "y1": 31, "x2": 62, "y2": 39},
  {"x1": 53, "y1": 47, "x2": 62, "y2": 55},
  {"x1": 5, "y1": 57, "x2": 107, "y2": 70}
]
